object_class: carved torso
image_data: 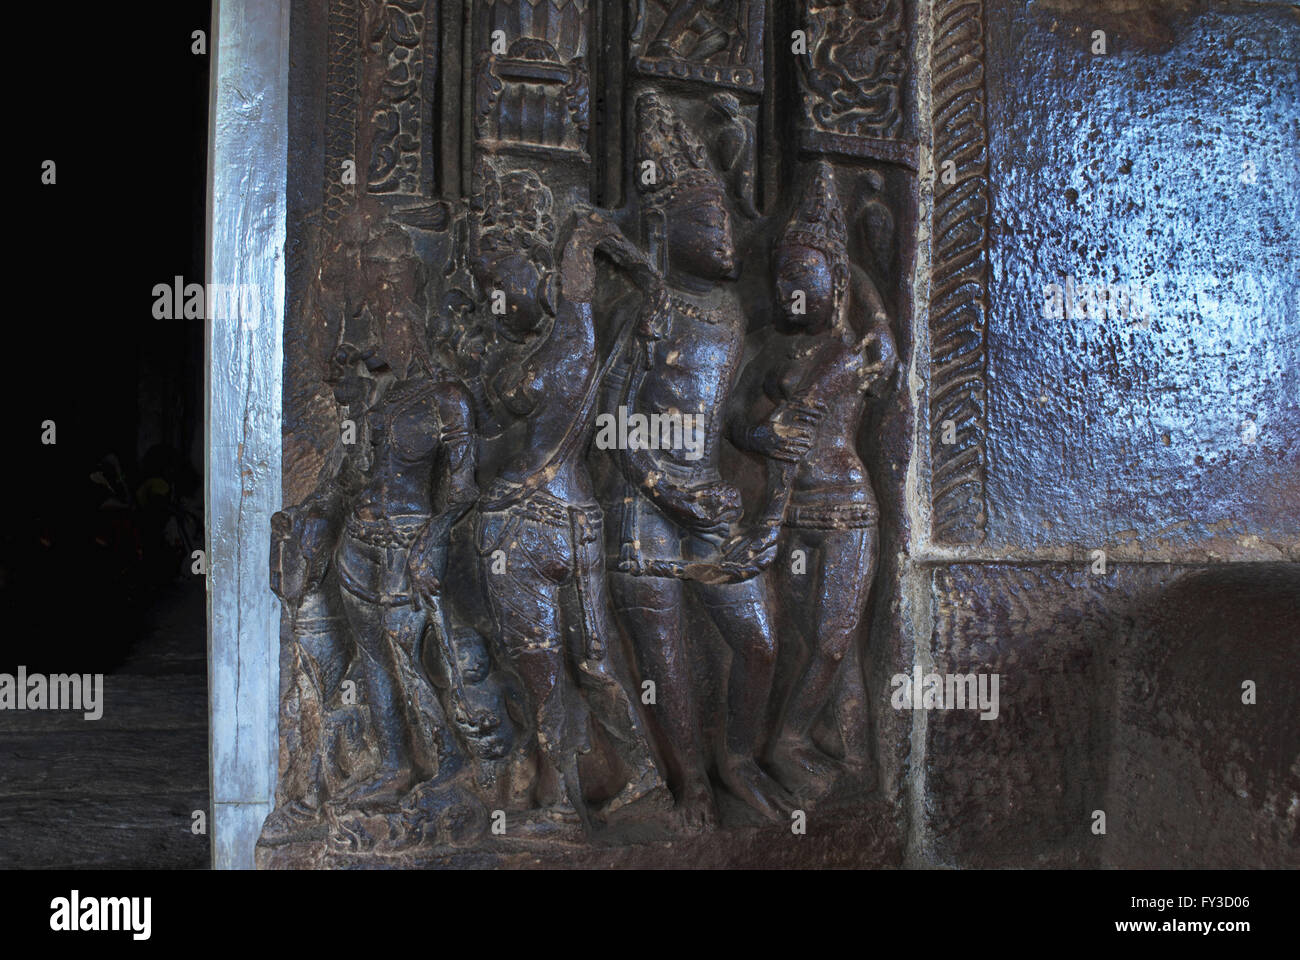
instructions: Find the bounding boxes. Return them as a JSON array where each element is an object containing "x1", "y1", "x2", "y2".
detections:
[
  {"x1": 482, "y1": 301, "x2": 600, "y2": 504},
  {"x1": 352, "y1": 380, "x2": 444, "y2": 522},
  {"x1": 759, "y1": 329, "x2": 873, "y2": 505},
  {"x1": 625, "y1": 284, "x2": 746, "y2": 480}
]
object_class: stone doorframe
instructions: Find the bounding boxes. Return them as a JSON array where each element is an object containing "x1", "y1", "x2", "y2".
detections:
[{"x1": 206, "y1": 0, "x2": 291, "y2": 869}]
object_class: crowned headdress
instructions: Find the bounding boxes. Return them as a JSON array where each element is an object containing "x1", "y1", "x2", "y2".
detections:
[
  {"x1": 780, "y1": 161, "x2": 848, "y2": 272},
  {"x1": 635, "y1": 92, "x2": 724, "y2": 210},
  {"x1": 469, "y1": 160, "x2": 556, "y2": 267}
]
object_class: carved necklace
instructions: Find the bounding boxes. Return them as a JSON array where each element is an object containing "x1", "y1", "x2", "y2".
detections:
[{"x1": 667, "y1": 290, "x2": 721, "y2": 324}]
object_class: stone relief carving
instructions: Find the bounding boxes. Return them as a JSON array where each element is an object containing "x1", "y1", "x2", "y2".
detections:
[
  {"x1": 474, "y1": 0, "x2": 593, "y2": 163},
  {"x1": 729, "y1": 160, "x2": 896, "y2": 802},
  {"x1": 796, "y1": 0, "x2": 916, "y2": 168},
  {"x1": 929, "y1": 0, "x2": 989, "y2": 544},
  {"x1": 266, "y1": 0, "x2": 913, "y2": 865},
  {"x1": 630, "y1": 0, "x2": 765, "y2": 91},
  {"x1": 366, "y1": 0, "x2": 438, "y2": 195}
]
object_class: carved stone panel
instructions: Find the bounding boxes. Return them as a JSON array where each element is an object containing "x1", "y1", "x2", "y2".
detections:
[
  {"x1": 796, "y1": 0, "x2": 916, "y2": 168},
  {"x1": 260, "y1": 0, "x2": 1296, "y2": 871},
  {"x1": 629, "y1": 0, "x2": 766, "y2": 92},
  {"x1": 264, "y1": 0, "x2": 918, "y2": 867},
  {"x1": 473, "y1": 0, "x2": 593, "y2": 164}
]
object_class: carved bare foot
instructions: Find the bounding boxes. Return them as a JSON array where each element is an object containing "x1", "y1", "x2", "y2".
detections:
[
  {"x1": 508, "y1": 801, "x2": 585, "y2": 841},
  {"x1": 769, "y1": 738, "x2": 844, "y2": 806},
  {"x1": 719, "y1": 759, "x2": 798, "y2": 822},
  {"x1": 600, "y1": 765, "x2": 672, "y2": 822},
  {"x1": 670, "y1": 777, "x2": 719, "y2": 833},
  {"x1": 327, "y1": 768, "x2": 413, "y2": 813},
  {"x1": 539, "y1": 800, "x2": 581, "y2": 825}
]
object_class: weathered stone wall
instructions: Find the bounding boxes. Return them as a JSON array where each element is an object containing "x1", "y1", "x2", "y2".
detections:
[{"x1": 910, "y1": 0, "x2": 1299, "y2": 868}]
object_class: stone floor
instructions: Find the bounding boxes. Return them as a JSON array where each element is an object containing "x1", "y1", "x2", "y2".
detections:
[{"x1": 0, "y1": 580, "x2": 209, "y2": 869}]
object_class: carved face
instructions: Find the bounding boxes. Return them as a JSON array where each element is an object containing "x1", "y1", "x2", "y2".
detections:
[
  {"x1": 775, "y1": 243, "x2": 834, "y2": 332},
  {"x1": 471, "y1": 251, "x2": 550, "y2": 337},
  {"x1": 666, "y1": 189, "x2": 735, "y2": 281}
]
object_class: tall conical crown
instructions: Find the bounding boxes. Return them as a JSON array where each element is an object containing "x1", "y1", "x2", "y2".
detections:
[
  {"x1": 635, "y1": 92, "x2": 722, "y2": 209},
  {"x1": 780, "y1": 161, "x2": 848, "y2": 270}
]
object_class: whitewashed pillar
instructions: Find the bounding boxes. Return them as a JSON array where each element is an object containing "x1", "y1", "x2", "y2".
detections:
[{"x1": 206, "y1": 0, "x2": 290, "y2": 869}]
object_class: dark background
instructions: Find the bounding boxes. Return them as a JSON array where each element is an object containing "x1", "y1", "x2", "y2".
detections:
[
  {"x1": 5, "y1": 3, "x2": 211, "y2": 673},
  {"x1": 1, "y1": 1, "x2": 213, "y2": 869}
]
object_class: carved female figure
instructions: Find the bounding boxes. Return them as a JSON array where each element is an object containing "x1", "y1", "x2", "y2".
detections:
[
  {"x1": 469, "y1": 166, "x2": 666, "y2": 826},
  {"x1": 728, "y1": 161, "x2": 897, "y2": 804}
]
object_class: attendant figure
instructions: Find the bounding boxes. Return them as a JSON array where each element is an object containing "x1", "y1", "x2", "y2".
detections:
[
  {"x1": 470, "y1": 166, "x2": 668, "y2": 827},
  {"x1": 728, "y1": 161, "x2": 897, "y2": 804}
]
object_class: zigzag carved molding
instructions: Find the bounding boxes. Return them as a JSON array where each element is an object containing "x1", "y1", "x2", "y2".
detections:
[{"x1": 930, "y1": 0, "x2": 990, "y2": 544}]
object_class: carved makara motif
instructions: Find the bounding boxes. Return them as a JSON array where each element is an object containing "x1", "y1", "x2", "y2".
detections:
[{"x1": 266, "y1": 0, "x2": 913, "y2": 863}]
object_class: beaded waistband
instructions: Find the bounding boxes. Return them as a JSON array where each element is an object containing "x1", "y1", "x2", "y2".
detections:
[
  {"x1": 480, "y1": 479, "x2": 602, "y2": 528},
  {"x1": 786, "y1": 500, "x2": 878, "y2": 530},
  {"x1": 344, "y1": 513, "x2": 427, "y2": 548}
]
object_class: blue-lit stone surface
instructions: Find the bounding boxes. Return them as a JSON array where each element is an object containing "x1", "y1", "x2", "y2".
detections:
[{"x1": 981, "y1": 0, "x2": 1299, "y2": 556}]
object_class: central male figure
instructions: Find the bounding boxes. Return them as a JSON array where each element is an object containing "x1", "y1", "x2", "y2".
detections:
[{"x1": 602, "y1": 92, "x2": 792, "y2": 827}]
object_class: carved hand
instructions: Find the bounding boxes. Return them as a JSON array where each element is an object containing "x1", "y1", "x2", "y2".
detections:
[
  {"x1": 721, "y1": 521, "x2": 781, "y2": 574},
  {"x1": 674, "y1": 480, "x2": 743, "y2": 536},
  {"x1": 405, "y1": 525, "x2": 447, "y2": 612},
  {"x1": 269, "y1": 500, "x2": 337, "y2": 604},
  {"x1": 491, "y1": 360, "x2": 541, "y2": 417},
  {"x1": 453, "y1": 705, "x2": 501, "y2": 737},
  {"x1": 753, "y1": 398, "x2": 826, "y2": 462},
  {"x1": 406, "y1": 561, "x2": 442, "y2": 612},
  {"x1": 857, "y1": 326, "x2": 897, "y2": 394}
]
